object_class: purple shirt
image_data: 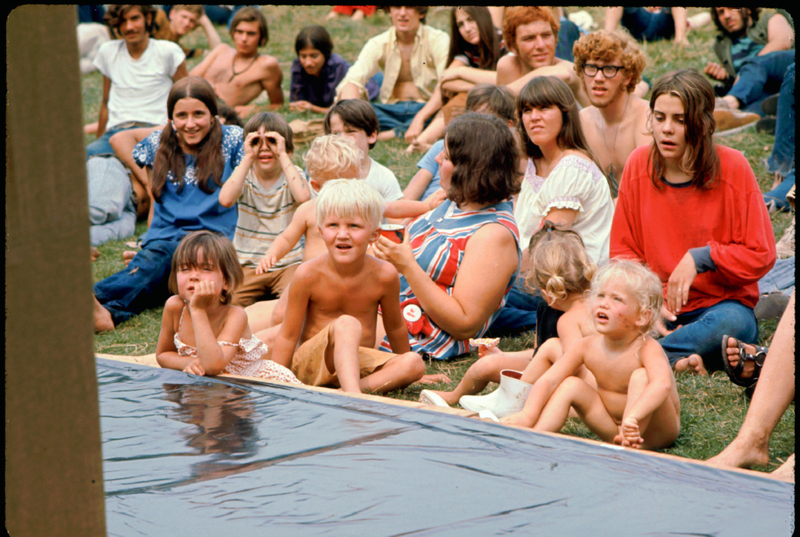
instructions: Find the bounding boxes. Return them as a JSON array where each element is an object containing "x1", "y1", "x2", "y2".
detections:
[{"x1": 290, "y1": 53, "x2": 379, "y2": 107}]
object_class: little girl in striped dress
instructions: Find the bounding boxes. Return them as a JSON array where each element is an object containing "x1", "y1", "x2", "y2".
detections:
[{"x1": 156, "y1": 230, "x2": 301, "y2": 384}]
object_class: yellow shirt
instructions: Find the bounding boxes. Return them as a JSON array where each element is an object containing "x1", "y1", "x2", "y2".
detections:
[{"x1": 335, "y1": 24, "x2": 450, "y2": 104}]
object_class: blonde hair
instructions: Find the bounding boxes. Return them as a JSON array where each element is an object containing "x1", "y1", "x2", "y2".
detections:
[
  {"x1": 590, "y1": 259, "x2": 663, "y2": 335},
  {"x1": 314, "y1": 179, "x2": 385, "y2": 231},
  {"x1": 524, "y1": 223, "x2": 596, "y2": 304},
  {"x1": 304, "y1": 134, "x2": 362, "y2": 185}
]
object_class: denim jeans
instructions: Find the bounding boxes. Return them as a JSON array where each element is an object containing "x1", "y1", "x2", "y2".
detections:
[
  {"x1": 758, "y1": 256, "x2": 795, "y2": 297},
  {"x1": 86, "y1": 123, "x2": 156, "y2": 159},
  {"x1": 621, "y1": 7, "x2": 674, "y2": 42},
  {"x1": 88, "y1": 156, "x2": 137, "y2": 246},
  {"x1": 94, "y1": 239, "x2": 182, "y2": 326},
  {"x1": 485, "y1": 278, "x2": 543, "y2": 337},
  {"x1": 659, "y1": 300, "x2": 758, "y2": 372},
  {"x1": 371, "y1": 101, "x2": 427, "y2": 136},
  {"x1": 764, "y1": 169, "x2": 795, "y2": 211},
  {"x1": 767, "y1": 62, "x2": 795, "y2": 178},
  {"x1": 729, "y1": 50, "x2": 795, "y2": 114}
]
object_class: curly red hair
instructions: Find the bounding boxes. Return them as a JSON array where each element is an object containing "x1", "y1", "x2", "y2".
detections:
[
  {"x1": 502, "y1": 7, "x2": 559, "y2": 54},
  {"x1": 573, "y1": 31, "x2": 646, "y2": 94}
]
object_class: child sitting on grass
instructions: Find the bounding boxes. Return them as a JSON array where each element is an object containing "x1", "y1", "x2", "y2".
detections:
[
  {"x1": 155, "y1": 230, "x2": 301, "y2": 385},
  {"x1": 268, "y1": 179, "x2": 425, "y2": 394},
  {"x1": 219, "y1": 112, "x2": 312, "y2": 308},
  {"x1": 419, "y1": 223, "x2": 598, "y2": 416},
  {"x1": 502, "y1": 259, "x2": 681, "y2": 451}
]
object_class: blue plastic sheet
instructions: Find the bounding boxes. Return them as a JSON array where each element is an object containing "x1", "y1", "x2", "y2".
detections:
[{"x1": 98, "y1": 358, "x2": 794, "y2": 536}]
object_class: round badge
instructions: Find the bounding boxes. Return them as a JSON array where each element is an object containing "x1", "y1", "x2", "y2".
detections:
[{"x1": 403, "y1": 304, "x2": 422, "y2": 322}]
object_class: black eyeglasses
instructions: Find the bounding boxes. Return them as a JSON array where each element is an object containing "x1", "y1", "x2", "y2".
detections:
[{"x1": 582, "y1": 63, "x2": 624, "y2": 78}]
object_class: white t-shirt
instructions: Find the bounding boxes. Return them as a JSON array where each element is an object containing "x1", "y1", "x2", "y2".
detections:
[
  {"x1": 515, "y1": 155, "x2": 614, "y2": 266},
  {"x1": 93, "y1": 38, "x2": 185, "y2": 129},
  {"x1": 365, "y1": 158, "x2": 403, "y2": 201}
]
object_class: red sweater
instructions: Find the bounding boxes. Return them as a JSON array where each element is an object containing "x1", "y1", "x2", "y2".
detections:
[{"x1": 610, "y1": 145, "x2": 776, "y2": 312}]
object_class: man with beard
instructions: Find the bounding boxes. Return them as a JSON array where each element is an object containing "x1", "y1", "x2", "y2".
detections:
[{"x1": 573, "y1": 31, "x2": 651, "y2": 197}]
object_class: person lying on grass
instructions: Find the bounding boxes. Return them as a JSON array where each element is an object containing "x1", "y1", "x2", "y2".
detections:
[
  {"x1": 502, "y1": 259, "x2": 681, "y2": 451},
  {"x1": 419, "y1": 223, "x2": 598, "y2": 415},
  {"x1": 267, "y1": 179, "x2": 425, "y2": 394},
  {"x1": 155, "y1": 230, "x2": 301, "y2": 385}
]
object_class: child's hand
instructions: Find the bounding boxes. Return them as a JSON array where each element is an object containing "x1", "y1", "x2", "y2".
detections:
[
  {"x1": 244, "y1": 131, "x2": 263, "y2": 159},
  {"x1": 188, "y1": 280, "x2": 218, "y2": 311},
  {"x1": 263, "y1": 130, "x2": 287, "y2": 157},
  {"x1": 620, "y1": 417, "x2": 644, "y2": 449},
  {"x1": 255, "y1": 254, "x2": 278, "y2": 275},
  {"x1": 289, "y1": 100, "x2": 312, "y2": 112},
  {"x1": 477, "y1": 343, "x2": 502, "y2": 359},
  {"x1": 427, "y1": 189, "x2": 447, "y2": 211},
  {"x1": 183, "y1": 358, "x2": 206, "y2": 376}
]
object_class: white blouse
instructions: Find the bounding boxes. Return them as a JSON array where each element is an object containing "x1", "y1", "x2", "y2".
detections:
[{"x1": 515, "y1": 155, "x2": 615, "y2": 265}]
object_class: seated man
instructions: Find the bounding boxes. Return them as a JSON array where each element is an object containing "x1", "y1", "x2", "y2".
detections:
[
  {"x1": 705, "y1": 8, "x2": 794, "y2": 118},
  {"x1": 604, "y1": 7, "x2": 689, "y2": 46},
  {"x1": 190, "y1": 6, "x2": 283, "y2": 117},
  {"x1": 153, "y1": 5, "x2": 222, "y2": 59},
  {"x1": 336, "y1": 6, "x2": 450, "y2": 141},
  {"x1": 496, "y1": 6, "x2": 589, "y2": 107},
  {"x1": 573, "y1": 31, "x2": 652, "y2": 195}
]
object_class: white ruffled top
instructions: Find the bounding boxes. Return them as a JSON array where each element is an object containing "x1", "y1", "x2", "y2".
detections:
[{"x1": 515, "y1": 155, "x2": 615, "y2": 265}]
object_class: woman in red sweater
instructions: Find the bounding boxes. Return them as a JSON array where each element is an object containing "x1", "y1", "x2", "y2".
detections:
[{"x1": 610, "y1": 69, "x2": 775, "y2": 376}]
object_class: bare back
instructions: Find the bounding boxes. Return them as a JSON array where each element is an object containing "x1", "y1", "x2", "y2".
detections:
[{"x1": 194, "y1": 44, "x2": 281, "y2": 106}]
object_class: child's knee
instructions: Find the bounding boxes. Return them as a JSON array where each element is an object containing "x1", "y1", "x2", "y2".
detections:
[
  {"x1": 399, "y1": 352, "x2": 426, "y2": 380},
  {"x1": 473, "y1": 354, "x2": 504, "y2": 377},
  {"x1": 331, "y1": 315, "x2": 362, "y2": 337}
]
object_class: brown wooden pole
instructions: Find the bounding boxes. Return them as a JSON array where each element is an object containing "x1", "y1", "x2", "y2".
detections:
[{"x1": 6, "y1": 5, "x2": 106, "y2": 535}]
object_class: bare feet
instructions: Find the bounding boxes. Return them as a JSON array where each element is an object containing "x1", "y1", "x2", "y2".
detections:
[
  {"x1": 673, "y1": 354, "x2": 708, "y2": 375},
  {"x1": 122, "y1": 250, "x2": 137, "y2": 267},
  {"x1": 405, "y1": 140, "x2": 432, "y2": 154},
  {"x1": 93, "y1": 296, "x2": 115, "y2": 333},
  {"x1": 772, "y1": 454, "x2": 795, "y2": 481},
  {"x1": 416, "y1": 373, "x2": 453, "y2": 385},
  {"x1": 90, "y1": 247, "x2": 100, "y2": 262},
  {"x1": 707, "y1": 436, "x2": 770, "y2": 470},
  {"x1": 723, "y1": 336, "x2": 758, "y2": 380}
]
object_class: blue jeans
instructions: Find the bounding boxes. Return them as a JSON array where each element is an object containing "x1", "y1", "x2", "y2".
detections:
[
  {"x1": 764, "y1": 169, "x2": 795, "y2": 211},
  {"x1": 659, "y1": 300, "x2": 758, "y2": 372},
  {"x1": 371, "y1": 101, "x2": 427, "y2": 136},
  {"x1": 729, "y1": 50, "x2": 795, "y2": 114},
  {"x1": 86, "y1": 123, "x2": 156, "y2": 160},
  {"x1": 94, "y1": 239, "x2": 182, "y2": 326},
  {"x1": 621, "y1": 7, "x2": 674, "y2": 42},
  {"x1": 758, "y1": 256, "x2": 795, "y2": 297},
  {"x1": 767, "y1": 62, "x2": 795, "y2": 178},
  {"x1": 88, "y1": 156, "x2": 137, "y2": 246},
  {"x1": 485, "y1": 278, "x2": 543, "y2": 337}
]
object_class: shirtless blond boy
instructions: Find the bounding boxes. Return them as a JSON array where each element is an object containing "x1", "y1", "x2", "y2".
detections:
[
  {"x1": 503, "y1": 259, "x2": 681, "y2": 451},
  {"x1": 189, "y1": 7, "x2": 283, "y2": 117},
  {"x1": 496, "y1": 7, "x2": 589, "y2": 108},
  {"x1": 267, "y1": 179, "x2": 425, "y2": 394},
  {"x1": 573, "y1": 31, "x2": 652, "y2": 195}
]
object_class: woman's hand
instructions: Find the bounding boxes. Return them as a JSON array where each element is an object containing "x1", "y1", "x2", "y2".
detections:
[
  {"x1": 183, "y1": 358, "x2": 206, "y2": 376},
  {"x1": 289, "y1": 100, "x2": 313, "y2": 112},
  {"x1": 372, "y1": 228, "x2": 416, "y2": 274},
  {"x1": 655, "y1": 304, "x2": 682, "y2": 337},
  {"x1": 188, "y1": 280, "x2": 218, "y2": 312},
  {"x1": 666, "y1": 252, "x2": 697, "y2": 315}
]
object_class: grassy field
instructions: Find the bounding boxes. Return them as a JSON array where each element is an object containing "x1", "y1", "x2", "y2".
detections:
[{"x1": 88, "y1": 6, "x2": 794, "y2": 470}]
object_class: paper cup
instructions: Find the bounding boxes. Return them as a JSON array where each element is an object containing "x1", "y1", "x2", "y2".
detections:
[{"x1": 380, "y1": 224, "x2": 404, "y2": 244}]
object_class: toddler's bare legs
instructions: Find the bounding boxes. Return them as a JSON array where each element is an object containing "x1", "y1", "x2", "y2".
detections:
[
  {"x1": 617, "y1": 368, "x2": 680, "y2": 450},
  {"x1": 533, "y1": 377, "x2": 619, "y2": 442},
  {"x1": 519, "y1": 338, "x2": 562, "y2": 384},
  {"x1": 360, "y1": 352, "x2": 425, "y2": 394}
]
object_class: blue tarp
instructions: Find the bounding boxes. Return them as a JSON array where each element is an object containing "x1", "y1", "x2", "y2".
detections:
[{"x1": 98, "y1": 358, "x2": 794, "y2": 536}]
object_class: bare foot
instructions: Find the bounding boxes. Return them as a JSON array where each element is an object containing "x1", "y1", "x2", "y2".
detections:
[
  {"x1": 93, "y1": 296, "x2": 115, "y2": 333},
  {"x1": 424, "y1": 388, "x2": 458, "y2": 406},
  {"x1": 376, "y1": 130, "x2": 396, "y2": 142},
  {"x1": 724, "y1": 336, "x2": 758, "y2": 379},
  {"x1": 771, "y1": 454, "x2": 795, "y2": 481},
  {"x1": 404, "y1": 140, "x2": 432, "y2": 154},
  {"x1": 416, "y1": 373, "x2": 453, "y2": 385},
  {"x1": 90, "y1": 247, "x2": 100, "y2": 262},
  {"x1": 122, "y1": 250, "x2": 137, "y2": 267},
  {"x1": 707, "y1": 436, "x2": 770, "y2": 470},
  {"x1": 673, "y1": 354, "x2": 708, "y2": 375}
]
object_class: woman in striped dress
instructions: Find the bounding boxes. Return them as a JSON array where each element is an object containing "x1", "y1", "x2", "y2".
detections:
[{"x1": 373, "y1": 113, "x2": 521, "y2": 360}]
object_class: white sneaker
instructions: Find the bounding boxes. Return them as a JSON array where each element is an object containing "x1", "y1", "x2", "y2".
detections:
[{"x1": 458, "y1": 370, "x2": 532, "y2": 418}]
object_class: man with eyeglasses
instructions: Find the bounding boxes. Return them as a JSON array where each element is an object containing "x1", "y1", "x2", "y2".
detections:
[{"x1": 573, "y1": 31, "x2": 651, "y2": 197}]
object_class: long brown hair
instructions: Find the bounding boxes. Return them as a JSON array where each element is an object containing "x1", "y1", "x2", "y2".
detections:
[
  {"x1": 647, "y1": 69, "x2": 720, "y2": 190},
  {"x1": 516, "y1": 76, "x2": 604, "y2": 172},
  {"x1": 447, "y1": 6, "x2": 501, "y2": 71},
  {"x1": 152, "y1": 76, "x2": 224, "y2": 201}
]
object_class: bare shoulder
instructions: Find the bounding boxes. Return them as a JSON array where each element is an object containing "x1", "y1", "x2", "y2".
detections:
[
  {"x1": 257, "y1": 54, "x2": 282, "y2": 75},
  {"x1": 496, "y1": 55, "x2": 521, "y2": 84},
  {"x1": 164, "y1": 294, "x2": 185, "y2": 314},
  {"x1": 638, "y1": 335, "x2": 669, "y2": 364},
  {"x1": 369, "y1": 255, "x2": 400, "y2": 284}
]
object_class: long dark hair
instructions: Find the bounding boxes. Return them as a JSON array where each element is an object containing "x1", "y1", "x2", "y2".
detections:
[
  {"x1": 447, "y1": 6, "x2": 501, "y2": 70},
  {"x1": 516, "y1": 76, "x2": 602, "y2": 171},
  {"x1": 647, "y1": 69, "x2": 720, "y2": 190},
  {"x1": 152, "y1": 77, "x2": 224, "y2": 201},
  {"x1": 294, "y1": 25, "x2": 334, "y2": 62}
]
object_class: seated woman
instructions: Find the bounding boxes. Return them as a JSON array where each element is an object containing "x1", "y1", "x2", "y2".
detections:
[
  {"x1": 93, "y1": 77, "x2": 244, "y2": 332},
  {"x1": 492, "y1": 75, "x2": 615, "y2": 337},
  {"x1": 405, "y1": 6, "x2": 505, "y2": 153},
  {"x1": 372, "y1": 112, "x2": 521, "y2": 359},
  {"x1": 289, "y1": 25, "x2": 379, "y2": 115},
  {"x1": 610, "y1": 69, "x2": 776, "y2": 375}
]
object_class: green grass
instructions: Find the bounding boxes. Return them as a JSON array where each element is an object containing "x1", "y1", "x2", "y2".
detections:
[{"x1": 89, "y1": 7, "x2": 794, "y2": 471}]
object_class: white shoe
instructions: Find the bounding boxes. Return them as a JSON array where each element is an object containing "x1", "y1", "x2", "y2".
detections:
[
  {"x1": 458, "y1": 370, "x2": 532, "y2": 418},
  {"x1": 419, "y1": 389, "x2": 450, "y2": 408}
]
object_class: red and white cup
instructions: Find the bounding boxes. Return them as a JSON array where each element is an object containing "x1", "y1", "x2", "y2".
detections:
[{"x1": 380, "y1": 224, "x2": 405, "y2": 244}]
